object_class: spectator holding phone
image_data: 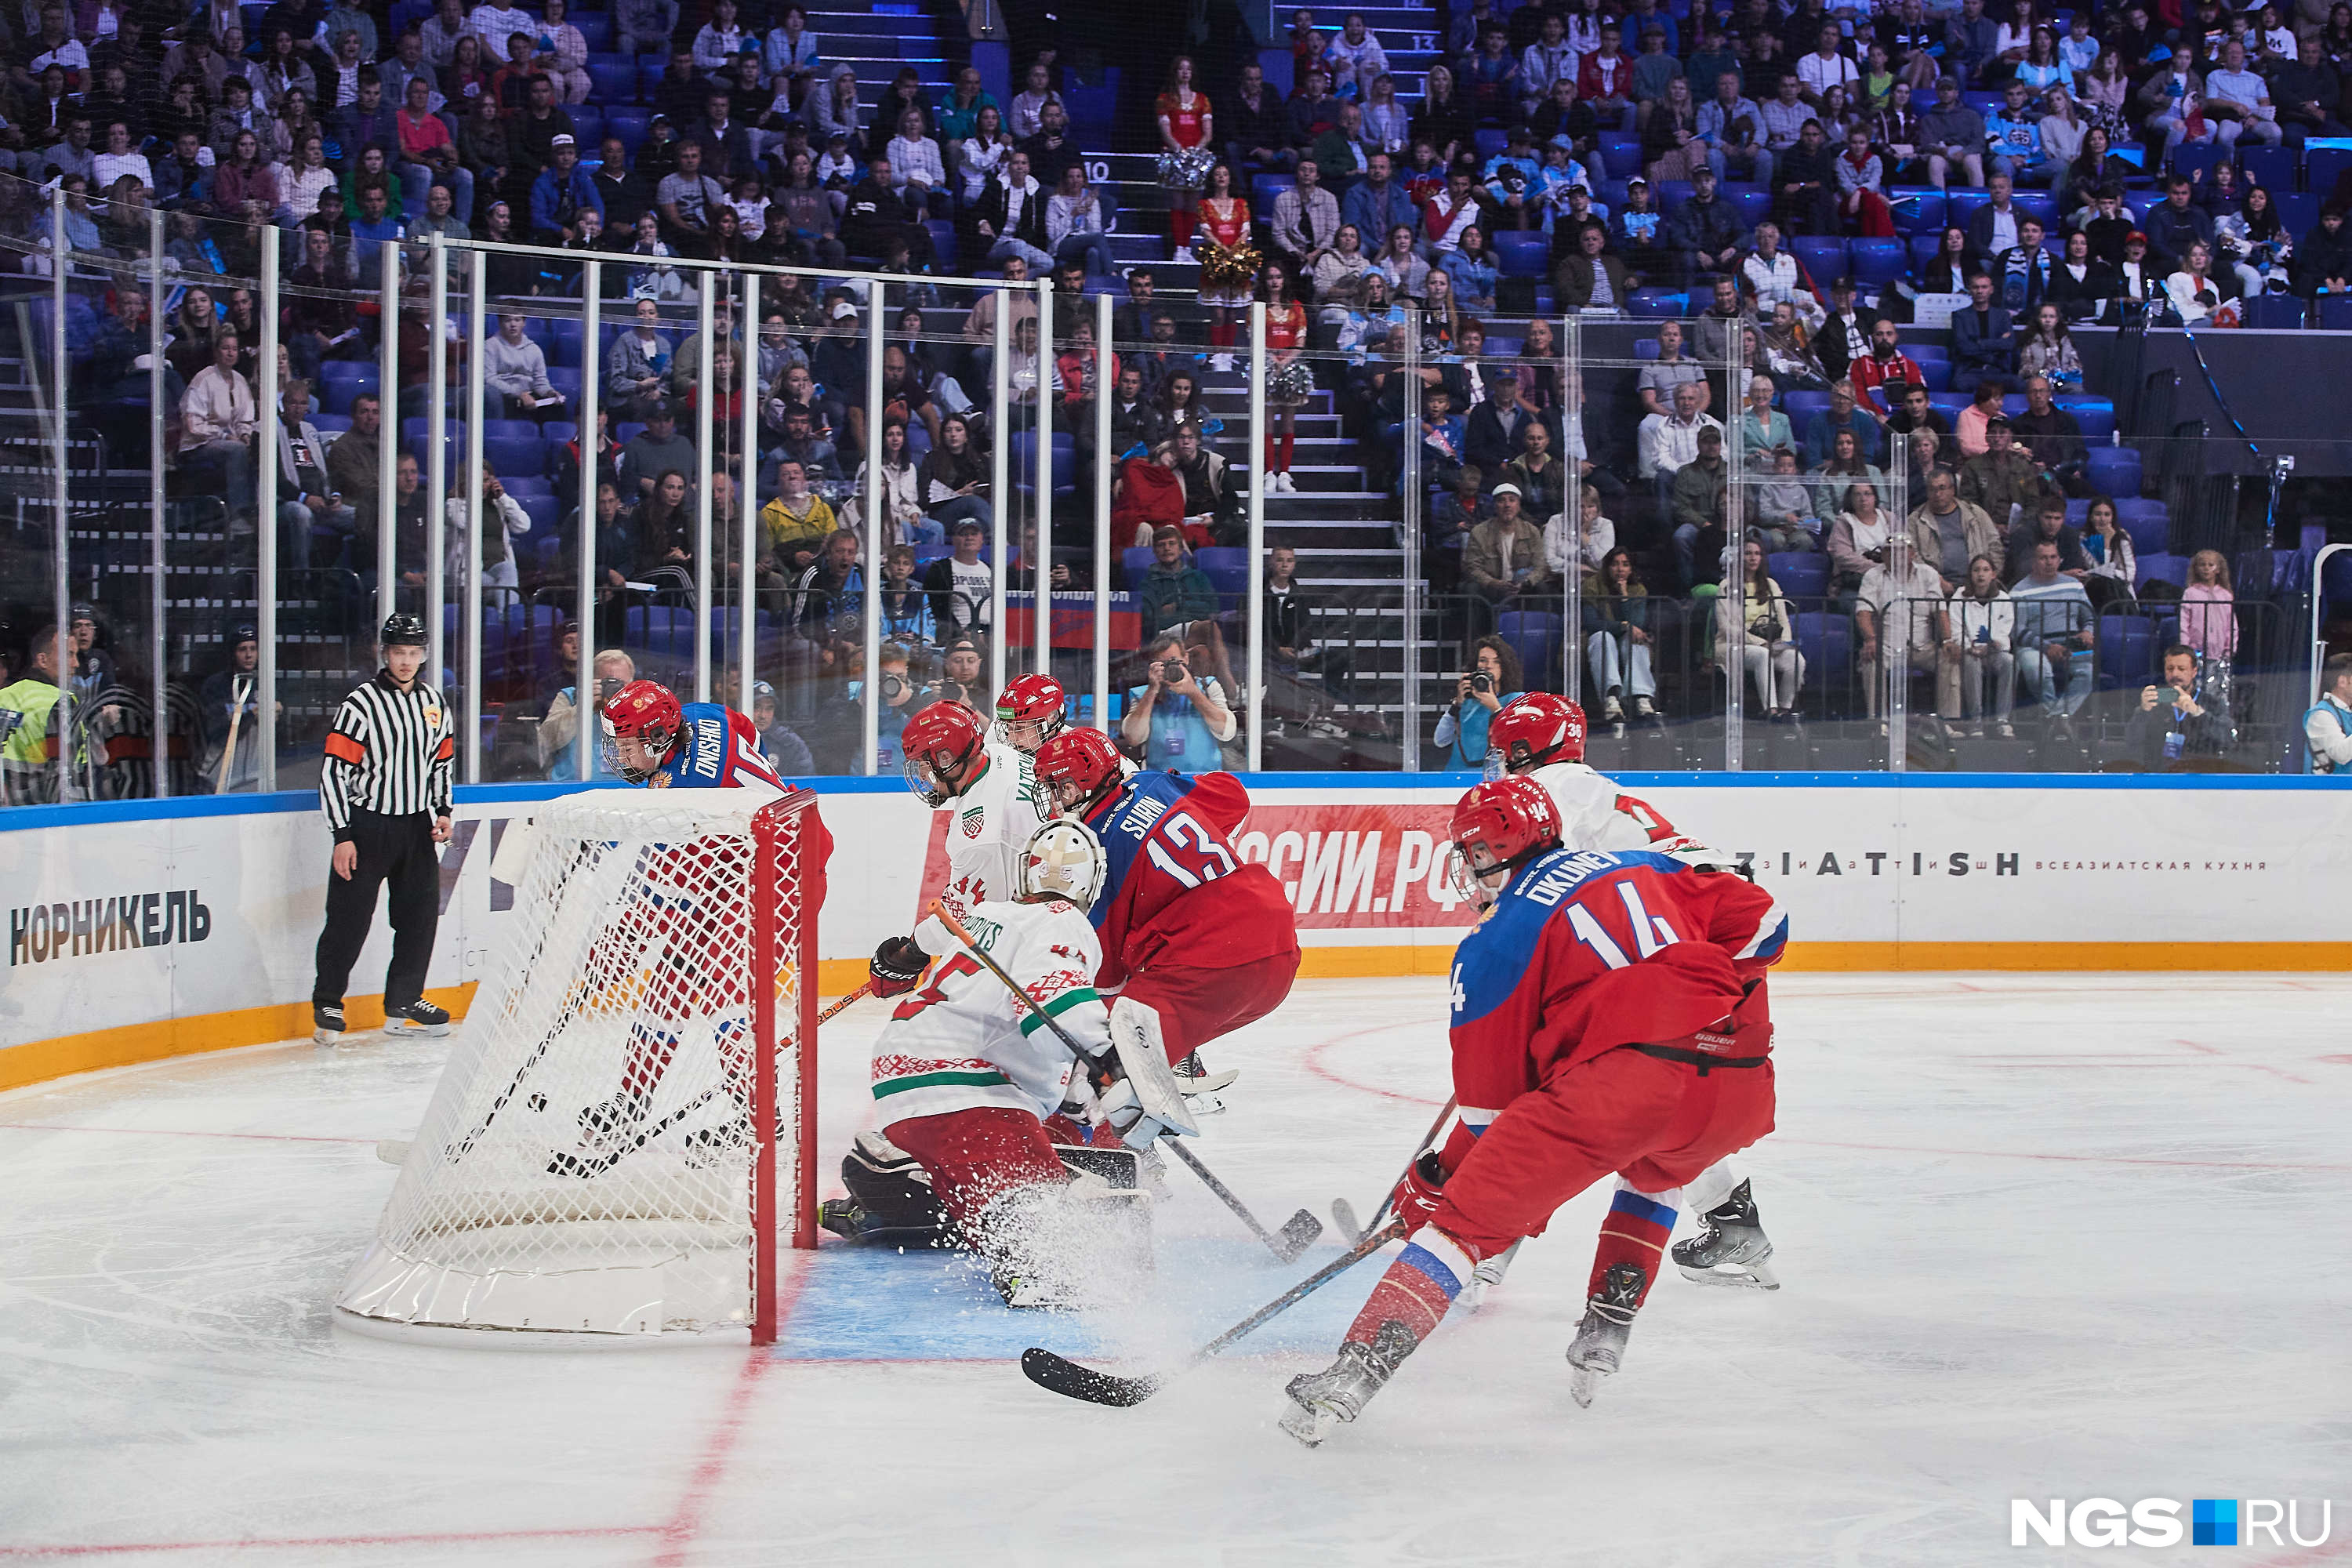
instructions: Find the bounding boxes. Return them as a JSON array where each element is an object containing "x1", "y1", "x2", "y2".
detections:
[{"x1": 2129, "y1": 644, "x2": 2231, "y2": 764}]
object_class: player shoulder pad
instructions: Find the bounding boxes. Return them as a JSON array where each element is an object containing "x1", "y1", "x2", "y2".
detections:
[{"x1": 1095, "y1": 769, "x2": 1186, "y2": 844}]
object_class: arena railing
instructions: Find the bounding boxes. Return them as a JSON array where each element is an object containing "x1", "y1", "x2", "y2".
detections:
[{"x1": 4, "y1": 185, "x2": 2346, "y2": 804}]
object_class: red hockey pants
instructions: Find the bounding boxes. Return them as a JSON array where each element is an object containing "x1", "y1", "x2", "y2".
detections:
[
  {"x1": 885, "y1": 1106, "x2": 1068, "y2": 1236},
  {"x1": 1120, "y1": 948, "x2": 1301, "y2": 1064},
  {"x1": 1432, "y1": 1047, "x2": 1777, "y2": 1261}
]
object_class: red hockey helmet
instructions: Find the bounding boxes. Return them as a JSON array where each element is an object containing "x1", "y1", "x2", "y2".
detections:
[
  {"x1": 1033, "y1": 724, "x2": 1125, "y2": 819},
  {"x1": 1447, "y1": 776, "x2": 1563, "y2": 902},
  {"x1": 1490, "y1": 692, "x2": 1587, "y2": 771},
  {"x1": 599, "y1": 679, "x2": 684, "y2": 783},
  {"x1": 901, "y1": 699, "x2": 989, "y2": 806},
  {"x1": 994, "y1": 673, "x2": 1066, "y2": 753}
]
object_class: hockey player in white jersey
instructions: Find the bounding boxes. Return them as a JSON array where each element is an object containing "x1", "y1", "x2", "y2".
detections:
[
  {"x1": 895, "y1": 698, "x2": 1043, "y2": 924},
  {"x1": 828, "y1": 818, "x2": 1185, "y2": 1306},
  {"x1": 1483, "y1": 692, "x2": 1777, "y2": 1289}
]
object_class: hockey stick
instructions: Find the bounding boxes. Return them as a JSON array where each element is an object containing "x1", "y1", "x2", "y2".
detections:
[
  {"x1": 817, "y1": 982, "x2": 873, "y2": 1025},
  {"x1": 1021, "y1": 1217, "x2": 1410, "y2": 1407},
  {"x1": 1332, "y1": 1094, "x2": 1457, "y2": 1243},
  {"x1": 927, "y1": 902, "x2": 1323, "y2": 1264},
  {"x1": 546, "y1": 1083, "x2": 724, "y2": 1178}
]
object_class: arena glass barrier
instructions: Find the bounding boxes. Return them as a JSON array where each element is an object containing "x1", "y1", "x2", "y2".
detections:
[{"x1": 6, "y1": 193, "x2": 2350, "y2": 808}]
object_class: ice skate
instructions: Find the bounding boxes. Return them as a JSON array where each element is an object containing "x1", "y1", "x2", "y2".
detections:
[
  {"x1": 1463, "y1": 1238, "x2": 1523, "y2": 1312},
  {"x1": 384, "y1": 999, "x2": 452, "y2": 1038},
  {"x1": 312, "y1": 1003, "x2": 344, "y2": 1047},
  {"x1": 1565, "y1": 1261, "x2": 1646, "y2": 1408},
  {"x1": 1173, "y1": 1051, "x2": 1238, "y2": 1116},
  {"x1": 575, "y1": 1096, "x2": 647, "y2": 1153},
  {"x1": 1671, "y1": 1179, "x2": 1778, "y2": 1290},
  {"x1": 1280, "y1": 1319, "x2": 1420, "y2": 1446}
]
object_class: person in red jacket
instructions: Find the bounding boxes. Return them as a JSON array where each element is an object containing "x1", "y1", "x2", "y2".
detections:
[
  {"x1": 1577, "y1": 24, "x2": 1636, "y2": 122},
  {"x1": 1280, "y1": 777, "x2": 1788, "y2": 1446},
  {"x1": 1029, "y1": 726, "x2": 1299, "y2": 1074}
]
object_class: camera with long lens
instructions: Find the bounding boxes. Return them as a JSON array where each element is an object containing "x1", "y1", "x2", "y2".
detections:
[
  {"x1": 880, "y1": 673, "x2": 906, "y2": 701},
  {"x1": 1162, "y1": 659, "x2": 1189, "y2": 686}
]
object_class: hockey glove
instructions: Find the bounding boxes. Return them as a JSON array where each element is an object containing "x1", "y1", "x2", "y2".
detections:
[
  {"x1": 869, "y1": 935, "x2": 931, "y2": 998},
  {"x1": 1390, "y1": 1149, "x2": 1450, "y2": 1235},
  {"x1": 1087, "y1": 1074, "x2": 1179, "y2": 1149}
]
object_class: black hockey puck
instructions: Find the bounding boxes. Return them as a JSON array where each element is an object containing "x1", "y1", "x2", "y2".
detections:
[{"x1": 527, "y1": 1094, "x2": 547, "y2": 1112}]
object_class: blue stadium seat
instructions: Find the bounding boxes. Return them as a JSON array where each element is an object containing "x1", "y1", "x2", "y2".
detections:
[
  {"x1": 2318, "y1": 294, "x2": 2352, "y2": 331},
  {"x1": 1927, "y1": 391, "x2": 1969, "y2": 417},
  {"x1": 1793, "y1": 612, "x2": 1853, "y2": 706},
  {"x1": 568, "y1": 107, "x2": 603, "y2": 152},
  {"x1": 2012, "y1": 191, "x2": 2056, "y2": 230},
  {"x1": 1494, "y1": 232, "x2": 1548, "y2": 277},
  {"x1": 2172, "y1": 142, "x2": 2230, "y2": 182},
  {"x1": 1655, "y1": 179, "x2": 1694, "y2": 215},
  {"x1": 1917, "y1": 358, "x2": 1954, "y2": 390},
  {"x1": 485, "y1": 418, "x2": 541, "y2": 441},
  {"x1": 1769, "y1": 550, "x2": 1829, "y2": 600},
  {"x1": 2096, "y1": 613, "x2": 2155, "y2": 690},
  {"x1": 1120, "y1": 546, "x2": 1154, "y2": 583},
  {"x1": 311, "y1": 412, "x2": 353, "y2": 436},
  {"x1": 1788, "y1": 241, "x2": 1844, "y2": 290},
  {"x1": 1850, "y1": 238, "x2": 1906, "y2": 285},
  {"x1": 517, "y1": 493, "x2": 562, "y2": 536},
  {"x1": 2238, "y1": 144, "x2": 2296, "y2": 193},
  {"x1": 574, "y1": 10, "x2": 612, "y2": 48},
  {"x1": 1944, "y1": 188, "x2": 1992, "y2": 230},
  {"x1": 1628, "y1": 289, "x2": 1686, "y2": 318},
  {"x1": 2056, "y1": 396, "x2": 2115, "y2": 444},
  {"x1": 586, "y1": 60, "x2": 637, "y2": 101},
  {"x1": 1632, "y1": 336, "x2": 1661, "y2": 359},
  {"x1": 2085, "y1": 445, "x2": 2143, "y2": 498},
  {"x1": 1195, "y1": 546, "x2": 1249, "y2": 600},
  {"x1": 1907, "y1": 342, "x2": 1950, "y2": 361},
  {"x1": 2239, "y1": 292, "x2": 2296, "y2": 333},
  {"x1": 2137, "y1": 551, "x2": 2189, "y2": 590},
  {"x1": 1729, "y1": 187, "x2": 1772, "y2": 227},
  {"x1": 2114, "y1": 497, "x2": 2170, "y2": 555},
  {"x1": 1783, "y1": 390, "x2": 1832, "y2": 426},
  {"x1": 1598, "y1": 132, "x2": 1642, "y2": 172},
  {"x1": 485, "y1": 435, "x2": 549, "y2": 477},
  {"x1": 502, "y1": 474, "x2": 554, "y2": 498},
  {"x1": 604, "y1": 107, "x2": 652, "y2": 154},
  {"x1": 1477, "y1": 129, "x2": 1513, "y2": 160},
  {"x1": 1497, "y1": 612, "x2": 1563, "y2": 691},
  {"x1": 1889, "y1": 187, "x2": 1944, "y2": 234},
  {"x1": 2275, "y1": 191, "x2": 2319, "y2": 235},
  {"x1": 547, "y1": 366, "x2": 583, "y2": 402}
]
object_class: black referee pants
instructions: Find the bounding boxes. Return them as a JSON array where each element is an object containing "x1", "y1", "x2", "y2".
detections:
[{"x1": 313, "y1": 809, "x2": 441, "y2": 1011}]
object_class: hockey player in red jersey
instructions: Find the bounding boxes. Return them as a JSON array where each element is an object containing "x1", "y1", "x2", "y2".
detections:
[
  {"x1": 1486, "y1": 693, "x2": 1776, "y2": 1287},
  {"x1": 573, "y1": 679, "x2": 831, "y2": 1156},
  {"x1": 1280, "y1": 777, "x2": 1787, "y2": 1446},
  {"x1": 1029, "y1": 726, "x2": 1299, "y2": 1073}
]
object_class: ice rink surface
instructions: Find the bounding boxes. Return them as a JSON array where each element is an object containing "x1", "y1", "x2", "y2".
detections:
[{"x1": 3, "y1": 973, "x2": 2349, "y2": 1566}]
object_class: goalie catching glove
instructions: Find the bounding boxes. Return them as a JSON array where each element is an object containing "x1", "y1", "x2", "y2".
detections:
[{"x1": 869, "y1": 935, "x2": 931, "y2": 998}]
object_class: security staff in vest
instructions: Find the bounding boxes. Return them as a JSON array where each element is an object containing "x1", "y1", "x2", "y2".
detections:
[
  {"x1": 0, "y1": 622, "x2": 76, "y2": 805},
  {"x1": 312, "y1": 612, "x2": 457, "y2": 1046}
]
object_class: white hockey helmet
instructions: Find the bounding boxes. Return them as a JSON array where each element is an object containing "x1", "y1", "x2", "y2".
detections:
[{"x1": 1018, "y1": 818, "x2": 1108, "y2": 910}]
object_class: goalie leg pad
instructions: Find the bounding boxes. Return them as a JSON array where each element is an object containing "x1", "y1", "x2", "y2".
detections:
[
  {"x1": 1052, "y1": 1142, "x2": 1141, "y2": 1189},
  {"x1": 1104, "y1": 998, "x2": 1201, "y2": 1142},
  {"x1": 833, "y1": 1131, "x2": 955, "y2": 1248}
]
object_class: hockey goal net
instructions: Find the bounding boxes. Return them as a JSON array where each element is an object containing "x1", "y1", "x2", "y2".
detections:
[{"x1": 336, "y1": 786, "x2": 822, "y2": 1344}]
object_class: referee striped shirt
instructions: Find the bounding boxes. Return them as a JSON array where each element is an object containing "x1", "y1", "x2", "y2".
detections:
[{"x1": 320, "y1": 670, "x2": 456, "y2": 839}]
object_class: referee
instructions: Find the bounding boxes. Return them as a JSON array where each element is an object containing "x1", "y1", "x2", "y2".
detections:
[{"x1": 312, "y1": 612, "x2": 457, "y2": 1046}]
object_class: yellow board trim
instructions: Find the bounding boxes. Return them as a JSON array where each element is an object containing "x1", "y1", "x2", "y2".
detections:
[
  {"x1": 0, "y1": 983, "x2": 480, "y2": 1096},
  {"x1": 9, "y1": 945, "x2": 2347, "y2": 1098}
]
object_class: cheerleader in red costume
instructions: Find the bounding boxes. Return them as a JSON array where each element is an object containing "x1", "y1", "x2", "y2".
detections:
[
  {"x1": 1261, "y1": 259, "x2": 1312, "y2": 492},
  {"x1": 1156, "y1": 55, "x2": 1214, "y2": 260},
  {"x1": 1194, "y1": 163, "x2": 1259, "y2": 371}
]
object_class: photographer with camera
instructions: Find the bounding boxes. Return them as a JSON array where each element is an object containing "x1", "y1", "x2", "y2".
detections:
[
  {"x1": 539, "y1": 647, "x2": 637, "y2": 781},
  {"x1": 1432, "y1": 634, "x2": 1526, "y2": 779},
  {"x1": 920, "y1": 637, "x2": 993, "y2": 719},
  {"x1": 1121, "y1": 630, "x2": 1239, "y2": 774}
]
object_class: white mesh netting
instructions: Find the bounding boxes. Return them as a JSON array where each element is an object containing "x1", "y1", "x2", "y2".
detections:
[{"x1": 336, "y1": 788, "x2": 815, "y2": 1340}]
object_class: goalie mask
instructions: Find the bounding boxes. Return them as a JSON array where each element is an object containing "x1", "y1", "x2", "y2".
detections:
[
  {"x1": 1017, "y1": 818, "x2": 1108, "y2": 910},
  {"x1": 600, "y1": 679, "x2": 684, "y2": 784},
  {"x1": 1446, "y1": 775, "x2": 1563, "y2": 905}
]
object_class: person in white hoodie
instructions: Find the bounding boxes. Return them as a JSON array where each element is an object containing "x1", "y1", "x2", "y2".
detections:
[
  {"x1": 1940, "y1": 552, "x2": 2016, "y2": 738},
  {"x1": 445, "y1": 461, "x2": 532, "y2": 604}
]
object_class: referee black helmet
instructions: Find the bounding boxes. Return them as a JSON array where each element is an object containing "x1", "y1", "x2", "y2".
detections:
[{"x1": 381, "y1": 613, "x2": 429, "y2": 648}]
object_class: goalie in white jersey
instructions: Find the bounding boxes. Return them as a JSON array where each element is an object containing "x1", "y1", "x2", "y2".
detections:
[
  {"x1": 829, "y1": 818, "x2": 1185, "y2": 1307},
  {"x1": 1483, "y1": 692, "x2": 1777, "y2": 1290}
]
